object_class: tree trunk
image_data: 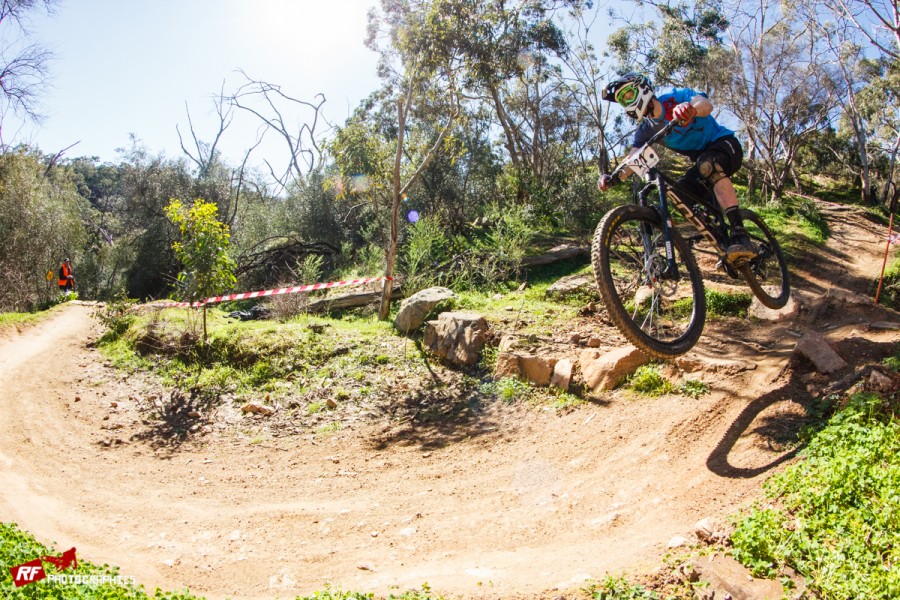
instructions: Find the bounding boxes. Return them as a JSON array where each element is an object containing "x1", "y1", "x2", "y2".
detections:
[{"x1": 379, "y1": 97, "x2": 407, "y2": 321}]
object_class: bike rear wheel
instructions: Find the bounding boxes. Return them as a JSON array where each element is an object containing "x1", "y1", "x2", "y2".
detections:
[
  {"x1": 737, "y1": 209, "x2": 790, "y2": 309},
  {"x1": 591, "y1": 205, "x2": 707, "y2": 358}
]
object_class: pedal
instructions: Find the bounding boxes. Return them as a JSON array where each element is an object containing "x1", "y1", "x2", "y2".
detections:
[{"x1": 716, "y1": 258, "x2": 742, "y2": 279}]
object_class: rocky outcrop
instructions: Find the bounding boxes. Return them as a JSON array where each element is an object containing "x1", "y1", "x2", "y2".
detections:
[{"x1": 423, "y1": 311, "x2": 489, "y2": 366}]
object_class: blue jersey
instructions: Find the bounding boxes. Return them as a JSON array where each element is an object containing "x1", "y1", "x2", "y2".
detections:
[{"x1": 633, "y1": 88, "x2": 733, "y2": 155}]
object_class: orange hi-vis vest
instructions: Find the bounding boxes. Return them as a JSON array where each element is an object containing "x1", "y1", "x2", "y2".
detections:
[{"x1": 58, "y1": 263, "x2": 72, "y2": 286}]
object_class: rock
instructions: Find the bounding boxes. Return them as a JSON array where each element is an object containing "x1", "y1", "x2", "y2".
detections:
[
  {"x1": 493, "y1": 352, "x2": 555, "y2": 386},
  {"x1": 423, "y1": 311, "x2": 489, "y2": 367},
  {"x1": 569, "y1": 332, "x2": 583, "y2": 344},
  {"x1": 326, "y1": 398, "x2": 338, "y2": 409},
  {"x1": 494, "y1": 352, "x2": 521, "y2": 379},
  {"x1": 551, "y1": 359, "x2": 574, "y2": 391},
  {"x1": 586, "y1": 336, "x2": 602, "y2": 348},
  {"x1": 869, "y1": 321, "x2": 900, "y2": 331},
  {"x1": 580, "y1": 346, "x2": 651, "y2": 392},
  {"x1": 519, "y1": 354, "x2": 555, "y2": 386},
  {"x1": 394, "y1": 287, "x2": 457, "y2": 334},
  {"x1": 667, "y1": 535, "x2": 688, "y2": 549},
  {"x1": 545, "y1": 274, "x2": 594, "y2": 299},
  {"x1": 241, "y1": 402, "x2": 276, "y2": 416},
  {"x1": 690, "y1": 554, "x2": 783, "y2": 600},
  {"x1": 749, "y1": 291, "x2": 801, "y2": 320},
  {"x1": 869, "y1": 369, "x2": 899, "y2": 394},
  {"x1": 822, "y1": 288, "x2": 871, "y2": 306},
  {"x1": 498, "y1": 334, "x2": 519, "y2": 352},
  {"x1": 694, "y1": 517, "x2": 726, "y2": 544},
  {"x1": 188, "y1": 410, "x2": 201, "y2": 418},
  {"x1": 794, "y1": 331, "x2": 848, "y2": 374}
]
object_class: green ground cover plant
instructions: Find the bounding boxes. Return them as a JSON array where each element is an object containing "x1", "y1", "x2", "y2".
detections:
[
  {"x1": 730, "y1": 392, "x2": 900, "y2": 599},
  {"x1": 0, "y1": 523, "x2": 443, "y2": 599}
]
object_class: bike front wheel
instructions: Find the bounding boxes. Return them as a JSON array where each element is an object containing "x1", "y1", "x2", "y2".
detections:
[
  {"x1": 738, "y1": 208, "x2": 790, "y2": 309},
  {"x1": 591, "y1": 205, "x2": 707, "y2": 358}
]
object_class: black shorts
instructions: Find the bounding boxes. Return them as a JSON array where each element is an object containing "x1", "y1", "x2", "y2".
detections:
[{"x1": 682, "y1": 134, "x2": 743, "y2": 181}]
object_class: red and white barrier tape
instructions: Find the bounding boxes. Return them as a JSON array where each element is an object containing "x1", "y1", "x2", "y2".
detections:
[{"x1": 149, "y1": 276, "x2": 391, "y2": 308}]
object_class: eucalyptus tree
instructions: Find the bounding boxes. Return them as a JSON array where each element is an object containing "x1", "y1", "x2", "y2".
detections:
[
  {"x1": 606, "y1": 0, "x2": 729, "y2": 90},
  {"x1": 801, "y1": 2, "x2": 883, "y2": 204},
  {"x1": 711, "y1": 0, "x2": 834, "y2": 202},
  {"x1": 337, "y1": 0, "x2": 464, "y2": 318},
  {"x1": 0, "y1": 150, "x2": 86, "y2": 310},
  {"x1": 819, "y1": 0, "x2": 900, "y2": 206},
  {"x1": 0, "y1": 0, "x2": 56, "y2": 135}
]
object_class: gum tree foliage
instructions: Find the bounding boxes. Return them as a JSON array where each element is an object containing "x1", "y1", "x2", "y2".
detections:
[
  {"x1": 817, "y1": 0, "x2": 900, "y2": 207},
  {"x1": 337, "y1": 0, "x2": 466, "y2": 318},
  {"x1": 413, "y1": 0, "x2": 592, "y2": 207},
  {"x1": 606, "y1": 0, "x2": 729, "y2": 90},
  {"x1": 0, "y1": 151, "x2": 86, "y2": 311}
]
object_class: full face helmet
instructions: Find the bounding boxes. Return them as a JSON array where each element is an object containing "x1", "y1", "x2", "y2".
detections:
[{"x1": 603, "y1": 72, "x2": 654, "y2": 122}]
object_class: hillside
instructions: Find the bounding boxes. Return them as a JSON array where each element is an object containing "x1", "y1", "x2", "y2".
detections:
[{"x1": 0, "y1": 199, "x2": 898, "y2": 600}]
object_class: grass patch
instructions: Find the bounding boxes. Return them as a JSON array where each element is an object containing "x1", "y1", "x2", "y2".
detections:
[
  {"x1": 584, "y1": 575, "x2": 659, "y2": 599},
  {"x1": 679, "y1": 379, "x2": 709, "y2": 399},
  {"x1": 627, "y1": 364, "x2": 675, "y2": 396},
  {"x1": 747, "y1": 197, "x2": 829, "y2": 257},
  {"x1": 97, "y1": 307, "x2": 401, "y2": 400},
  {"x1": 0, "y1": 310, "x2": 47, "y2": 332},
  {"x1": 706, "y1": 289, "x2": 752, "y2": 319},
  {"x1": 730, "y1": 392, "x2": 900, "y2": 598},
  {"x1": 673, "y1": 289, "x2": 752, "y2": 320},
  {"x1": 877, "y1": 256, "x2": 900, "y2": 311}
]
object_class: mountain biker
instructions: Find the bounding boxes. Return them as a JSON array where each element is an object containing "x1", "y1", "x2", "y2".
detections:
[{"x1": 597, "y1": 72, "x2": 754, "y2": 263}]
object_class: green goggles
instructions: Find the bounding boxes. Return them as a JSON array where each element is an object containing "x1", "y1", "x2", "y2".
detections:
[{"x1": 614, "y1": 83, "x2": 640, "y2": 107}]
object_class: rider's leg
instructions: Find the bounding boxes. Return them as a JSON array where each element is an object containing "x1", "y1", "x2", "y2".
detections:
[{"x1": 696, "y1": 138, "x2": 754, "y2": 262}]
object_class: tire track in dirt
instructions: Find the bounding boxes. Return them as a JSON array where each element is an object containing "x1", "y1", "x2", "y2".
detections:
[{"x1": 0, "y1": 204, "x2": 897, "y2": 599}]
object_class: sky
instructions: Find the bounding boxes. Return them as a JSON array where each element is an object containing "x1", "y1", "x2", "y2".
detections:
[{"x1": 3, "y1": 0, "x2": 383, "y2": 168}]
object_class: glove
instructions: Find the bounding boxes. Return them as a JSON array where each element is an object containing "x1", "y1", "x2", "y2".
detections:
[
  {"x1": 598, "y1": 174, "x2": 613, "y2": 192},
  {"x1": 673, "y1": 102, "x2": 697, "y2": 125}
]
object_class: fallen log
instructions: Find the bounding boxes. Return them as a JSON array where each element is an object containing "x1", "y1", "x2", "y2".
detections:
[{"x1": 521, "y1": 244, "x2": 588, "y2": 267}]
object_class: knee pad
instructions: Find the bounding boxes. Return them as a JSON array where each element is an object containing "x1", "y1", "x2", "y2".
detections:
[{"x1": 698, "y1": 157, "x2": 727, "y2": 187}]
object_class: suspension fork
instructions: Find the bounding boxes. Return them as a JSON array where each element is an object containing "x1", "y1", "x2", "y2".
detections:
[{"x1": 648, "y1": 172, "x2": 681, "y2": 280}]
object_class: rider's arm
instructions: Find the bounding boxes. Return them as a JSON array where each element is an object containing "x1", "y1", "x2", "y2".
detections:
[
  {"x1": 674, "y1": 94, "x2": 713, "y2": 124},
  {"x1": 598, "y1": 147, "x2": 641, "y2": 191},
  {"x1": 690, "y1": 95, "x2": 712, "y2": 117}
]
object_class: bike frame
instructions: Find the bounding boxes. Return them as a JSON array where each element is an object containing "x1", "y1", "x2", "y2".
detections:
[{"x1": 609, "y1": 120, "x2": 733, "y2": 281}]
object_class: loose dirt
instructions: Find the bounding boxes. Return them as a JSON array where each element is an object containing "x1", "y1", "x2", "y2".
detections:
[{"x1": 1, "y1": 200, "x2": 898, "y2": 599}]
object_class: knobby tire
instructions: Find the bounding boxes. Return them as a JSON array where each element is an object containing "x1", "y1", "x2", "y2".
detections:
[
  {"x1": 591, "y1": 205, "x2": 707, "y2": 359},
  {"x1": 737, "y1": 209, "x2": 791, "y2": 309}
]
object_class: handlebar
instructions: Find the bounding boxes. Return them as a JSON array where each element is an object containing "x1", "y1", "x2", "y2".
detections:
[{"x1": 606, "y1": 119, "x2": 682, "y2": 184}]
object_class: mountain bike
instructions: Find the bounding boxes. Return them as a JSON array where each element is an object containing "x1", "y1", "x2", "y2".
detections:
[{"x1": 591, "y1": 120, "x2": 790, "y2": 358}]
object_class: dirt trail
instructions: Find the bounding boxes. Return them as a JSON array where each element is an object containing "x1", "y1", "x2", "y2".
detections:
[{"x1": 1, "y1": 203, "x2": 898, "y2": 600}]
